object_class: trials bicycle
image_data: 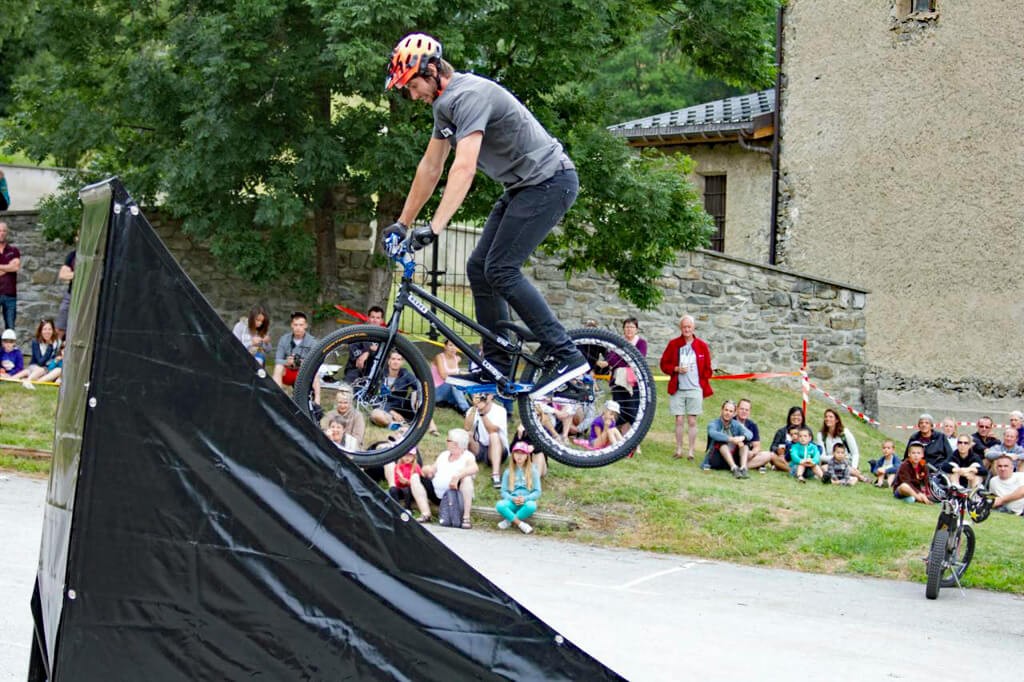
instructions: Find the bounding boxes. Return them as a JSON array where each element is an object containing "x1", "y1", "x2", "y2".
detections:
[
  {"x1": 291, "y1": 229, "x2": 656, "y2": 468},
  {"x1": 924, "y1": 469, "x2": 996, "y2": 600}
]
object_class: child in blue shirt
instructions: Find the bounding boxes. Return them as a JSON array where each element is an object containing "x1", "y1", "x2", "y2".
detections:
[
  {"x1": 870, "y1": 439, "x2": 901, "y2": 488},
  {"x1": 789, "y1": 426, "x2": 824, "y2": 482},
  {"x1": 495, "y1": 441, "x2": 542, "y2": 534},
  {"x1": 0, "y1": 329, "x2": 24, "y2": 377}
]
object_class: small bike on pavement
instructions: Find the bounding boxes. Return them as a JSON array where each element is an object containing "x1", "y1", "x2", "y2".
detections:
[{"x1": 924, "y1": 470, "x2": 996, "y2": 599}]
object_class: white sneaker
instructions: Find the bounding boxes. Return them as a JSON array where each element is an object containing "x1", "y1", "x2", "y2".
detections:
[
  {"x1": 518, "y1": 521, "x2": 533, "y2": 534},
  {"x1": 21, "y1": 380, "x2": 35, "y2": 390},
  {"x1": 497, "y1": 520, "x2": 511, "y2": 530}
]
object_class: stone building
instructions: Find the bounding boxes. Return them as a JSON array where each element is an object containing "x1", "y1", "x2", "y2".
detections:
[
  {"x1": 777, "y1": 1, "x2": 1024, "y2": 424},
  {"x1": 608, "y1": 90, "x2": 776, "y2": 264},
  {"x1": 610, "y1": 1, "x2": 1024, "y2": 427}
]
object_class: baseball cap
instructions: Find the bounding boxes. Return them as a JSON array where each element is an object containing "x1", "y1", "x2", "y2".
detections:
[
  {"x1": 605, "y1": 400, "x2": 621, "y2": 414},
  {"x1": 1, "y1": 329, "x2": 16, "y2": 341}
]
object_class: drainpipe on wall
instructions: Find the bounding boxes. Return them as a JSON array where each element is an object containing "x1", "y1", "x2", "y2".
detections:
[{"x1": 768, "y1": 3, "x2": 784, "y2": 266}]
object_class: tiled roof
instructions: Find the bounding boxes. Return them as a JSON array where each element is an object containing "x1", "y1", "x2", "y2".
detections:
[{"x1": 608, "y1": 89, "x2": 775, "y2": 144}]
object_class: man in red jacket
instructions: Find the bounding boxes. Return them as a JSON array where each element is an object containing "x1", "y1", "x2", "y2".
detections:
[{"x1": 660, "y1": 315, "x2": 713, "y2": 461}]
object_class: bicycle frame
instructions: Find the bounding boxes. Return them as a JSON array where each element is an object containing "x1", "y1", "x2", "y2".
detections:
[{"x1": 360, "y1": 250, "x2": 549, "y2": 399}]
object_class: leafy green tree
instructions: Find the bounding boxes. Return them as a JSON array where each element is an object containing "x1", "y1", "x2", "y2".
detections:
[{"x1": 2, "y1": 0, "x2": 776, "y2": 309}]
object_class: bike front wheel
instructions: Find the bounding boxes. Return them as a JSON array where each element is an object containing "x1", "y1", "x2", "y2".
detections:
[
  {"x1": 940, "y1": 524, "x2": 975, "y2": 587},
  {"x1": 518, "y1": 328, "x2": 656, "y2": 468},
  {"x1": 292, "y1": 325, "x2": 435, "y2": 467},
  {"x1": 925, "y1": 527, "x2": 948, "y2": 600}
]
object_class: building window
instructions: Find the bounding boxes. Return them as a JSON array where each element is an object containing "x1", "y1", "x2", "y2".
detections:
[
  {"x1": 702, "y1": 175, "x2": 726, "y2": 252},
  {"x1": 894, "y1": 0, "x2": 937, "y2": 19}
]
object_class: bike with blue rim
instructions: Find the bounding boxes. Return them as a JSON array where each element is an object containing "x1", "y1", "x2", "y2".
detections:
[{"x1": 292, "y1": 225, "x2": 656, "y2": 467}]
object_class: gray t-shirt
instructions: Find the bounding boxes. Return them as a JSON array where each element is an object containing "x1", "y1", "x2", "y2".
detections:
[{"x1": 432, "y1": 72, "x2": 571, "y2": 190}]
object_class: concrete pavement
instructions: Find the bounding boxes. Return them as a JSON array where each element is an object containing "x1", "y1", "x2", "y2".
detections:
[{"x1": 3, "y1": 473, "x2": 1023, "y2": 681}]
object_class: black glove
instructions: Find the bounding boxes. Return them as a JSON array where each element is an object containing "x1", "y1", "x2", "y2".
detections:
[
  {"x1": 411, "y1": 224, "x2": 436, "y2": 251},
  {"x1": 381, "y1": 221, "x2": 407, "y2": 255}
]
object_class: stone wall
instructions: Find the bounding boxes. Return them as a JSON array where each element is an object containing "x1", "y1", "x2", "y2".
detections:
[
  {"x1": 525, "y1": 248, "x2": 869, "y2": 406},
  {"x1": 2, "y1": 209, "x2": 870, "y2": 407}
]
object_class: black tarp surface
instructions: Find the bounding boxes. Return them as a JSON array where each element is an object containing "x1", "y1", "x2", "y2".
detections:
[{"x1": 30, "y1": 178, "x2": 623, "y2": 681}]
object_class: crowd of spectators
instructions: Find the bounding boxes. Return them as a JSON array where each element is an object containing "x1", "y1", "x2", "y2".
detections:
[{"x1": 0, "y1": 215, "x2": 70, "y2": 388}]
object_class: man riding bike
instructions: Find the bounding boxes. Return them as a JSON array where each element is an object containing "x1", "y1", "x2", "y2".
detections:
[{"x1": 382, "y1": 32, "x2": 589, "y2": 398}]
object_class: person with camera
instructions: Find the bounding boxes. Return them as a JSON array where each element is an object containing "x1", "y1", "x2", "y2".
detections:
[
  {"x1": 273, "y1": 311, "x2": 318, "y2": 399},
  {"x1": 464, "y1": 392, "x2": 509, "y2": 489}
]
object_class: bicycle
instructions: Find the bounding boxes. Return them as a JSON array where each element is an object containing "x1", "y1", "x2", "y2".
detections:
[
  {"x1": 924, "y1": 469, "x2": 995, "y2": 599},
  {"x1": 292, "y1": 229, "x2": 656, "y2": 468}
]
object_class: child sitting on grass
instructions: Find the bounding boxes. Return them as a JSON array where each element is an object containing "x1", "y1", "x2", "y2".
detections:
[
  {"x1": 789, "y1": 426, "x2": 824, "y2": 482},
  {"x1": 870, "y1": 439, "x2": 901, "y2": 488},
  {"x1": 387, "y1": 447, "x2": 432, "y2": 523},
  {"x1": 495, "y1": 441, "x2": 542, "y2": 534},
  {"x1": 589, "y1": 400, "x2": 624, "y2": 449},
  {"x1": 824, "y1": 443, "x2": 858, "y2": 485},
  {"x1": 893, "y1": 441, "x2": 933, "y2": 504}
]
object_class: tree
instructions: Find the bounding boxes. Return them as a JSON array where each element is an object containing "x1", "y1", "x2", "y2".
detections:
[{"x1": 2, "y1": 0, "x2": 774, "y2": 309}]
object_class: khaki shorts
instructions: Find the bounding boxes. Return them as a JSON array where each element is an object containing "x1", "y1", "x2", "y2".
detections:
[{"x1": 669, "y1": 388, "x2": 703, "y2": 416}]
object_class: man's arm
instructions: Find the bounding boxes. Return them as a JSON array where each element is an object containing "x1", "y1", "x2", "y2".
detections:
[
  {"x1": 58, "y1": 264, "x2": 74, "y2": 282},
  {"x1": 426, "y1": 132, "x2": 482, "y2": 232},
  {"x1": 398, "y1": 137, "x2": 451, "y2": 227},
  {"x1": 993, "y1": 483, "x2": 1024, "y2": 508},
  {"x1": 0, "y1": 257, "x2": 20, "y2": 274}
]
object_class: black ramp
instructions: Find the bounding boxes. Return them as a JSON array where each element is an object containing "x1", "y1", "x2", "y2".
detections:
[{"x1": 30, "y1": 178, "x2": 624, "y2": 681}]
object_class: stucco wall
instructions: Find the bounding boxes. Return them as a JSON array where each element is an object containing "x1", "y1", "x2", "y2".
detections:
[
  {"x1": 681, "y1": 144, "x2": 773, "y2": 264},
  {"x1": 778, "y1": 2, "x2": 1024, "y2": 401}
]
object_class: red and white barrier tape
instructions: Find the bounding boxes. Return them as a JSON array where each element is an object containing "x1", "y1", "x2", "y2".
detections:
[
  {"x1": 890, "y1": 421, "x2": 1018, "y2": 430},
  {"x1": 805, "y1": 380, "x2": 881, "y2": 427}
]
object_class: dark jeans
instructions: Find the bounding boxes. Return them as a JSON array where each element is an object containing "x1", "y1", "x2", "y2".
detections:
[
  {"x1": 0, "y1": 294, "x2": 15, "y2": 330},
  {"x1": 467, "y1": 169, "x2": 579, "y2": 368}
]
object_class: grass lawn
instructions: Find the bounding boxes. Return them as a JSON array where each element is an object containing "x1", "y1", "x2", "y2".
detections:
[{"x1": 3, "y1": 377, "x2": 1022, "y2": 593}]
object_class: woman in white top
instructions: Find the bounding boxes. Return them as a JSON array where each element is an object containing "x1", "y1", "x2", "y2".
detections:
[
  {"x1": 232, "y1": 305, "x2": 272, "y2": 365},
  {"x1": 816, "y1": 408, "x2": 860, "y2": 469}
]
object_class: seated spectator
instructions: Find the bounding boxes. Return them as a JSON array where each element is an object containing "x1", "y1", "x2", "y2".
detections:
[
  {"x1": 823, "y1": 442, "x2": 861, "y2": 486},
  {"x1": 736, "y1": 398, "x2": 778, "y2": 472},
  {"x1": 343, "y1": 306, "x2": 385, "y2": 383},
  {"x1": 970, "y1": 416, "x2": 999, "y2": 458},
  {"x1": 320, "y1": 383, "x2": 366, "y2": 447},
  {"x1": 0, "y1": 328, "x2": 24, "y2": 378},
  {"x1": 324, "y1": 416, "x2": 359, "y2": 451},
  {"x1": 11, "y1": 318, "x2": 60, "y2": 386},
  {"x1": 789, "y1": 426, "x2": 824, "y2": 482},
  {"x1": 893, "y1": 441, "x2": 933, "y2": 504},
  {"x1": 273, "y1": 311, "x2": 318, "y2": 393},
  {"x1": 1009, "y1": 411, "x2": 1024, "y2": 447},
  {"x1": 705, "y1": 400, "x2": 753, "y2": 479},
  {"x1": 387, "y1": 447, "x2": 432, "y2": 523},
  {"x1": 607, "y1": 317, "x2": 647, "y2": 429},
  {"x1": 420, "y1": 428, "x2": 478, "y2": 529},
  {"x1": 903, "y1": 413, "x2": 953, "y2": 468},
  {"x1": 232, "y1": 305, "x2": 272, "y2": 365},
  {"x1": 464, "y1": 392, "x2": 509, "y2": 489},
  {"x1": 869, "y1": 439, "x2": 901, "y2": 488},
  {"x1": 816, "y1": 408, "x2": 861, "y2": 469},
  {"x1": 769, "y1": 406, "x2": 806, "y2": 470},
  {"x1": 940, "y1": 417, "x2": 958, "y2": 450},
  {"x1": 984, "y1": 428, "x2": 1024, "y2": 471},
  {"x1": 941, "y1": 435, "x2": 987, "y2": 488},
  {"x1": 431, "y1": 339, "x2": 470, "y2": 415},
  {"x1": 589, "y1": 400, "x2": 624, "y2": 449},
  {"x1": 512, "y1": 421, "x2": 547, "y2": 478},
  {"x1": 495, "y1": 441, "x2": 542, "y2": 534},
  {"x1": 369, "y1": 350, "x2": 422, "y2": 429},
  {"x1": 988, "y1": 455, "x2": 1024, "y2": 516}
]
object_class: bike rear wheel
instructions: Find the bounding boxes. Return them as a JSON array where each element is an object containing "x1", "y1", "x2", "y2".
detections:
[
  {"x1": 518, "y1": 328, "x2": 656, "y2": 468},
  {"x1": 292, "y1": 325, "x2": 434, "y2": 467},
  {"x1": 925, "y1": 527, "x2": 948, "y2": 600},
  {"x1": 940, "y1": 524, "x2": 975, "y2": 587}
]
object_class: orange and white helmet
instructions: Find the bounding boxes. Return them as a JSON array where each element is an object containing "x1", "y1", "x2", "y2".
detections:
[{"x1": 385, "y1": 33, "x2": 443, "y2": 91}]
